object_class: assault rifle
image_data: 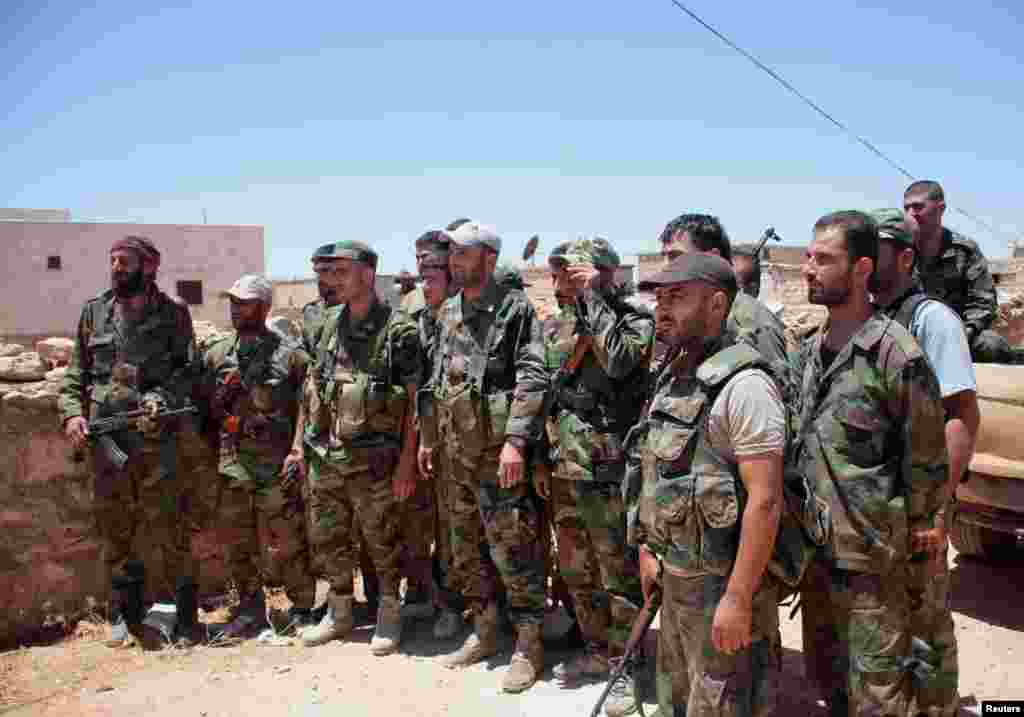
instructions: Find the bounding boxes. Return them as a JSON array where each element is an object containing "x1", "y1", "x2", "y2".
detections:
[
  {"x1": 589, "y1": 587, "x2": 661, "y2": 717},
  {"x1": 74, "y1": 403, "x2": 199, "y2": 469}
]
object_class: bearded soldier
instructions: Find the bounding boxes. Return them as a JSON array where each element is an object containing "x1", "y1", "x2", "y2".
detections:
[
  {"x1": 199, "y1": 275, "x2": 318, "y2": 639},
  {"x1": 796, "y1": 211, "x2": 947, "y2": 717},
  {"x1": 59, "y1": 236, "x2": 199, "y2": 647},
  {"x1": 533, "y1": 238, "x2": 651, "y2": 716},
  {"x1": 418, "y1": 221, "x2": 548, "y2": 693},
  {"x1": 290, "y1": 241, "x2": 422, "y2": 656},
  {"x1": 626, "y1": 253, "x2": 788, "y2": 717}
]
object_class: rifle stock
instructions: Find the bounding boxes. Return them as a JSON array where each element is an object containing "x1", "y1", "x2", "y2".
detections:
[{"x1": 589, "y1": 588, "x2": 661, "y2": 717}]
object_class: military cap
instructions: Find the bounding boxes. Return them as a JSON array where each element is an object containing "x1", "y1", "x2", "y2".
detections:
[
  {"x1": 548, "y1": 236, "x2": 620, "y2": 269},
  {"x1": 446, "y1": 222, "x2": 501, "y2": 253},
  {"x1": 219, "y1": 274, "x2": 273, "y2": 304},
  {"x1": 111, "y1": 235, "x2": 160, "y2": 263},
  {"x1": 446, "y1": 217, "x2": 472, "y2": 232},
  {"x1": 496, "y1": 267, "x2": 532, "y2": 290},
  {"x1": 415, "y1": 229, "x2": 450, "y2": 251},
  {"x1": 871, "y1": 208, "x2": 914, "y2": 249},
  {"x1": 638, "y1": 252, "x2": 737, "y2": 297},
  {"x1": 310, "y1": 240, "x2": 378, "y2": 268},
  {"x1": 418, "y1": 251, "x2": 450, "y2": 271}
]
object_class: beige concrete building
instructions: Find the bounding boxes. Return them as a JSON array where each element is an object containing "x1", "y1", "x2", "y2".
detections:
[{"x1": 0, "y1": 220, "x2": 264, "y2": 341}]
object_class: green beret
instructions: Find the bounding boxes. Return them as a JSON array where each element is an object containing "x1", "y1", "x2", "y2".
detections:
[
  {"x1": 638, "y1": 252, "x2": 737, "y2": 298},
  {"x1": 311, "y1": 241, "x2": 378, "y2": 268},
  {"x1": 871, "y1": 208, "x2": 914, "y2": 249}
]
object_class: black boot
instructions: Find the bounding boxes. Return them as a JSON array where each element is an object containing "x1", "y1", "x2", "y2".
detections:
[
  {"x1": 107, "y1": 561, "x2": 145, "y2": 648},
  {"x1": 175, "y1": 579, "x2": 200, "y2": 645}
]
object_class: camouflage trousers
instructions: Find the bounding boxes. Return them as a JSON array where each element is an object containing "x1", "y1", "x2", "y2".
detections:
[
  {"x1": 91, "y1": 436, "x2": 195, "y2": 601},
  {"x1": 445, "y1": 445, "x2": 546, "y2": 624},
  {"x1": 906, "y1": 543, "x2": 959, "y2": 717},
  {"x1": 800, "y1": 559, "x2": 912, "y2": 717},
  {"x1": 657, "y1": 572, "x2": 779, "y2": 717},
  {"x1": 212, "y1": 476, "x2": 316, "y2": 609},
  {"x1": 306, "y1": 454, "x2": 401, "y2": 599},
  {"x1": 551, "y1": 478, "x2": 642, "y2": 656},
  {"x1": 398, "y1": 476, "x2": 435, "y2": 599}
]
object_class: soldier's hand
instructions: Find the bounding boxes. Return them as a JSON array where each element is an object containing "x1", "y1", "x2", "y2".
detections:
[
  {"x1": 639, "y1": 545, "x2": 661, "y2": 602},
  {"x1": 712, "y1": 593, "x2": 753, "y2": 655},
  {"x1": 499, "y1": 441, "x2": 525, "y2": 488},
  {"x1": 137, "y1": 399, "x2": 161, "y2": 437},
  {"x1": 533, "y1": 463, "x2": 551, "y2": 500},
  {"x1": 417, "y1": 445, "x2": 434, "y2": 479},
  {"x1": 393, "y1": 470, "x2": 416, "y2": 501},
  {"x1": 65, "y1": 416, "x2": 90, "y2": 451},
  {"x1": 280, "y1": 449, "x2": 306, "y2": 489},
  {"x1": 566, "y1": 262, "x2": 600, "y2": 290}
]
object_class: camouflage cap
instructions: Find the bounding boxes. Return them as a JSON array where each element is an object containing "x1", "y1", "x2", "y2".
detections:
[
  {"x1": 310, "y1": 241, "x2": 378, "y2": 268},
  {"x1": 496, "y1": 267, "x2": 532, "y2": 290},
  {"x1": 219, "y1": 274, "x2": 273, "y2": 304},
  {"x1": 415, "y1": 229, "x2": 450, "y2": 251},
  {"x1": 871, "y1": 208, "x2": 914, "y2": 249},
  {"x1": 638, "y1": 252, "x2": 737, "y2": 298},
  {"x1": 548, "y1": 237, "x2": 620, "y2": 269},
  {"x1": 446, "y1": 222, "x2": 501, "y2": 253}
]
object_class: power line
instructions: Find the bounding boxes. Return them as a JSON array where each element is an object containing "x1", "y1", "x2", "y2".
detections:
[{"x1": 664, "y1": 0, "x2": 1021, "y2": 244}]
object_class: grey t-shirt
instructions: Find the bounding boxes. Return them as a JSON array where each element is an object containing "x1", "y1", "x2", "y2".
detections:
[{"x1": 706, "y1": 368, "x2": 787, "y2": 462}]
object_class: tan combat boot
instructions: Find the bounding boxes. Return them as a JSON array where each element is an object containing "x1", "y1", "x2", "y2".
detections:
[
  {"x1": 370, "y1": 596, "x2": 403, "y2": 656},
  {"x1": 301, "y1": 591, "x2": 353, "y2": 647},
  {"x1": 442, "y1": 602, "x2": 499, "y2": 668},
  {"x1": 502, "y1": 622, "x2": 544, "y2": 693}
]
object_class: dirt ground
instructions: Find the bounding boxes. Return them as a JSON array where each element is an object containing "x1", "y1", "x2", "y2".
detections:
[{"x1": 2, "y1": 547, "x2": 1022, "y2": 717}]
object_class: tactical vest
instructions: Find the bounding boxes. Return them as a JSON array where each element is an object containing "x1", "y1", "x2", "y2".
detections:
[
  {"x1": 640, "y1": 342, "x2": 825, "y2": 587},
  {"x1": 304, "y1": 303, "x2": 408, "y2": 462},
  {"x1": 433, "y1": 285, "x2": 523, "y2": 456},
  {"x1": 209, "y1": 333, "x2": 297, "y2": 481},
  {"x1": 545, "y1": 298, "x2": 652, "y2": 482},
  {"x1": 85, "y1": 289, "x2": 189, "y2": 419}
]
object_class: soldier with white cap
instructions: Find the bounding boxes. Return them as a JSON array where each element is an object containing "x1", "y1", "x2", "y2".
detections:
[{"x1": 198, "y1": 275, "x2": 319, "y2": 639}]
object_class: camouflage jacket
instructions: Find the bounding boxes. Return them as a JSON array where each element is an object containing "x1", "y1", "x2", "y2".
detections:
[
  {"x1": 541, "y1": 289, "x2": 654, "y2": 482},
  {"x1": 304, "y1": 299, "x2": 421, "y2": 461},
  {"x1": 59, "y1": 286, "x2": 197, "y2": 424},
  {"x1": 625, "y1": 340, "x2": 795, "y2": 579},
  {"x1": 728, "y1": 291, "x2": 792, "y2": 397},
  {"x1": 300, "y1": 298, "x2": 335, "y2": 357},
  {"x1": 200, "y1": 330, "x2": 307, "y2": 482},
  {"x1": 419, "y1": 277, "x2": 546, "y2": 451},
  {"x1": 915, "y1": 228, "x2": 998, "y2": 339},
  {"x1": 792, "y1": 313, "x2": 947, "y2": 574}
]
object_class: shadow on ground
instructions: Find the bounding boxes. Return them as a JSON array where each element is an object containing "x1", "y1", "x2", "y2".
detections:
[{"x1": 949, "y1": 551, "x2": 1024, "y2": 632}]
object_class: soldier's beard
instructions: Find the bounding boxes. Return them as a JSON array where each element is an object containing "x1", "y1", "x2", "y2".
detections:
[
  {"x1": 318, "y1": 282, "x2": 339, "y2": 305},
  {"x1": 807, "y1": 273, "x2": 852, "y2": 306},
  {"x1": 112, "y1": 268, "x2": 148, "y2": 298}
]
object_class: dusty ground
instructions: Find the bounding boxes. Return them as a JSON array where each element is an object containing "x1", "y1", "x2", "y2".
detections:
[{"x1": 2, "y1": 547, "x2": 1022, "y2": 717}]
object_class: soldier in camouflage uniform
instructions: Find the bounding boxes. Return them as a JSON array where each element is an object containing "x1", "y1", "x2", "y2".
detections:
[
  {"x1": 531, "y1": 238, "x2": 651, "y2": 716},
  {"x1": 59, "y1": 236, "x2": 199, "y2": 648},
  {"x1": 418, "y1": 222, "x2": 548, "y2": 693},
  {"x1": 198, "y1": 275, "x2": 318, "y2": 639},
  {"x1": 795, "y1": 211, "x2": 948, "y2": 717},
  {"x1": 904, "y1": 180, "x2": 1012, "y2": 363},
  {"x1": 871, "y1": 209, "x2": 976, "y2": 715},
  {"x1": 399, "y1": 229, "x2": 461, "y2": 635},
  {"x1": 291, "y1": 241, "x2": 422, "y2": 656},
  {"x1": 625, "y1": 253, "x2": 788, "y2": 717},
  {"x1": 304, "y1": 245, "x2": 380, "y2": 620},
  {"x1": 658, "y1": 213, "x2": 791, "y2": 394}
]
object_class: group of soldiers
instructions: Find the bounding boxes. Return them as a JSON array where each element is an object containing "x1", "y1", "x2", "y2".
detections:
[{"x1": 59, "y1": 178, "x2": 996, "y2": 716}]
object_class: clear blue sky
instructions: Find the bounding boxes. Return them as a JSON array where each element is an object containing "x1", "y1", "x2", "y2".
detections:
[{"x1": 2, "y1": 1, "x2": 1021, "y2": 278}]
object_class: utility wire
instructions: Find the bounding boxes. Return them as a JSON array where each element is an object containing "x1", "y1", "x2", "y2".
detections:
[{"x1": 664, "y1": 0, "x2": 1020, "y2": 244}]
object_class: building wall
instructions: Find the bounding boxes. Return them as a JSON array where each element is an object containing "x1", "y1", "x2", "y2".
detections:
[{"x1": 0, "y1": 222, "x2": 264, "y2": 339}]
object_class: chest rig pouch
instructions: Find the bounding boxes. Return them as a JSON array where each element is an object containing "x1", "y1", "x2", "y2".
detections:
[
  {"x1": 436, "y1": 289, "x2": 519, "y2": 455},
  {"x1": 307, "y1": 304, "x2": 407, "y2": 459}
]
